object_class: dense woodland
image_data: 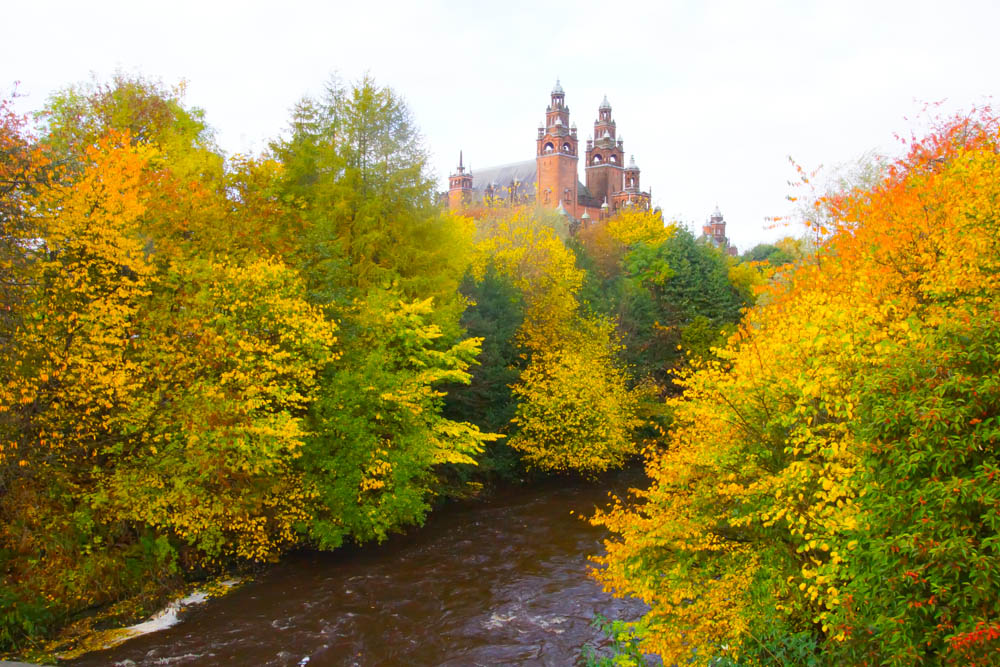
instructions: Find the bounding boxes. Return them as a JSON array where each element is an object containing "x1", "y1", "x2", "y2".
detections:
[
  {"x1": 0, "y1": 74, "x2": 751, "y2": 656},
  {"x1": 1, "y1": 74, "x2": 997, "y2": 665}
]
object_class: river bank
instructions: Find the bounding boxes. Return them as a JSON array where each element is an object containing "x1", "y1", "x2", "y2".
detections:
[{"x1": 59, "y1": 469, "x2": 652, "y2": 665}]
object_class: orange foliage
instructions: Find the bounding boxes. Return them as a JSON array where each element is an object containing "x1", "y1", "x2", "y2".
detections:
[{"x1": 592, "y1": 106, "x2": 1000, "y2": 664}]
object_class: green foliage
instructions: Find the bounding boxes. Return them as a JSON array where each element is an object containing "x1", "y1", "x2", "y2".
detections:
[
  {"x1": 0, "y1": 586, "x2": 53, "y2": 652},
  {"x1": 38, "y1": 72, "x2": 222, "y2": 184},
  {"x1": 713, "y1": 628, "x2": 823, "y2": 666},
  {"x1": 301, "y1": 294, "x2": 496, "y2": 548},
  {"x1": 580, "y1": 615, "x2": 650, "y2": 667},
  {"x1": 679, "y1": 314, "x2": 735, "y2": 364},
  {"x1": 630, "y1": 228, "x2": 744, "y2": 325},
  {"x1": 444, "y1": 267, "x2": 524, "y2": 434},
  {"x1": 567, "y1": 235, "x2": 623, "y2": 318},
  {"x1": 272, "y1": 75, "x2": 470, "y2": 335},
  {"x1": 619, "y1": 227, "x2": 749, "y2": 383},
  {"x1": 835, "y1": 309, "x2": 1000, "y2": 664},
  {"x1": 743, "y1": 243, "x2": 791, "y2": 265},
  {"x1": 442, "y1": 267, "x2": 526, "y2": 480},
  {"x1": 573, "y1": 212, "x2": 751, "y2": 389},
  {"x1": 273, "y1": 75, "x2": 492, "y2": 544}
]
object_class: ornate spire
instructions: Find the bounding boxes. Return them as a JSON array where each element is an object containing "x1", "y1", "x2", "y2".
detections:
[
  {"x1": 599, "y1": 94, "x2": 611, "y2": 110},
  {"x1": 552, "y1": 78, "x2": 565, "y2": 95}
]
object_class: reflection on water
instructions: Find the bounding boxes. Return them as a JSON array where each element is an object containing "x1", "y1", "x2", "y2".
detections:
[{"x1": 70, "y1": 470, "x2": 652, "y2": 666}]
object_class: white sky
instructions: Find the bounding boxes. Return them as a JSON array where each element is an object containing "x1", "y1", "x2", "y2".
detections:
[{"x1": 4, "y1": 0, "x2": 998, "y2": 250}]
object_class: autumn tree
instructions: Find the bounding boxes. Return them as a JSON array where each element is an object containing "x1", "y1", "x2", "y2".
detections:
[
  {"x1": 508, "y1": 315, "x2": 643, "y2": 474},
  {"x1": 37, "y1": 73, "x2": 222, "y2": 185},
  {"x1": 272, "y1": 75, "x2": 494, "y2": 545},
  {"x1": 469, "y1": 208, "x2": 645, "y2": 474},
  {"x1": 0, "y1": 133, "x2": 164, "y2": 649},
  {"x1": 573, "y1": 210, "x2": 750, "y2": 385},
  {"x1": 592, "y1": 107, "x2": 1000, "y2": 665},
  {"x1": 93, "y1": 256, "x2": 337, "y2": 563},
  {"x1": 301, "y1": 295, "x2": 496, "y2": 547},
  {"x1": 0, "y1": 94, "x2": 53, "y2": 396},
  {"x1": 272, "y1": 75, "x2": 471, "y2": 325},
  {"x1": 1, "y1": 81, "x2": 339, "y2": 651}
]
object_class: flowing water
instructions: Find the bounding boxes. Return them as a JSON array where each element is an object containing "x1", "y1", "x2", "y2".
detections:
[{"x1": 69, "y1": 470, "x2": 652, "y2": 666}]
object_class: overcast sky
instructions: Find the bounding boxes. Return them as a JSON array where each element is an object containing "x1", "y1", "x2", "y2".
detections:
[{"x1": 4, "y1": 0, "x2": 998, "y2": 250}]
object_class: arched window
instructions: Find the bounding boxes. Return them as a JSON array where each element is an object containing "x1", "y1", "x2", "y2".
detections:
[
  {"x1": 609, "y1": 154, "x2": 617, "y2": 164},
  {"x1": 544, "y1": 142, "x2": 554, "y2": 153},
  {"x1": 562, "y1": 143, "x2": 571, "y2": 153},
  {"x1": 593, "y1": 154, "x2": 603, "y2": 164}
]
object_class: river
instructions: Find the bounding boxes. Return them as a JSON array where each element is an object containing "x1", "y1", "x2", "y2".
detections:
[{"x1": 68, "y1": 470, "x2": 653, "y2": 666}]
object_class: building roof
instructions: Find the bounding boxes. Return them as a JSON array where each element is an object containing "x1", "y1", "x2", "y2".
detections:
[
  {"x1": 465, "y1": 159, "x2": 596, "y2": 208},
  {"x1": 470, "y1": 159, "x2": 538, "y2": 200}
]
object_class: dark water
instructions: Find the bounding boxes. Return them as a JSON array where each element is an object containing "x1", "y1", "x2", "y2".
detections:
[{"x1": 70, "y1": 471, "x2": 651, "y2": 666}]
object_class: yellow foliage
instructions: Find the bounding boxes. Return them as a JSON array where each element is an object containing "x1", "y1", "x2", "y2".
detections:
[
  {"x1": 470, "y1": 208, "x2": 584, "y2": 348},
  {"x1": 509, "y1": 316, "x2": 643, "y2": 474},
  {"x1": 604, "y1": 208, "x2": 674, "y2": 247},
  {"x1": 1, "y1": 131, "x2": 155, "y2": 471},
  {"x1": 469, "y1": 209, "x2": 646, "y2": 474},
  {"x1": 593, "y1": 115, "x2": 1000, "y2": 662}
]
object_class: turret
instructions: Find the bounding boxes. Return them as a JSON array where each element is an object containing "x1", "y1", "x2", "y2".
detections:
[
  {"x1": 537, "y1": 80, "x2": 579, "y2": 214},
  {"x1": 703, "y1": 205, "x2": 728, "y2": 247},
  {"x1": 624, "y1": 155, "x2": 640, "y2": 192},
  {"x1": 447, "y1": 150, "x2": 474, "y2": 209},
  {"x1": 585, "y1": 95, "x2": 625, "y2": 204}
]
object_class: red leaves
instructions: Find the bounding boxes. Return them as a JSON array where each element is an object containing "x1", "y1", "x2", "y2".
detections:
[{"x1": 948, "y1": 620, "x2": 1000, "y2": 652}]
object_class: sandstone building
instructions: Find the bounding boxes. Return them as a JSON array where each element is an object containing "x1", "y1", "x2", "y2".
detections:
[
  {"x1": 702, "y1": 205, "x2": 738, "y2": 256},
  {"x1": 447, "y1": 81, "x2": 651, "y2": 222}
]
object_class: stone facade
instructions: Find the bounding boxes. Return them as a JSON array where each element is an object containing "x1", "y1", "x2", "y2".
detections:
[{"x1": 448, "y1": 81, "x2": 651, "y2": 223}]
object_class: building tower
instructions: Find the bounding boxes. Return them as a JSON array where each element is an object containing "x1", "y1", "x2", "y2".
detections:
[
  {"x1": 536, "y1": 79, "x2": 579, "y2": 215},
  {"x1": 585, "y1": 95, "x2": 625, "y2": 206},
  {"x1": 447, "y1": 151, "x2": 473, "y2": 209},
  {"x1": 624, "y1": 155, "x2": 640, "y2": 192},
  {"x1": 703, "y1": 205, "x2": 729, "y2": 247}
]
